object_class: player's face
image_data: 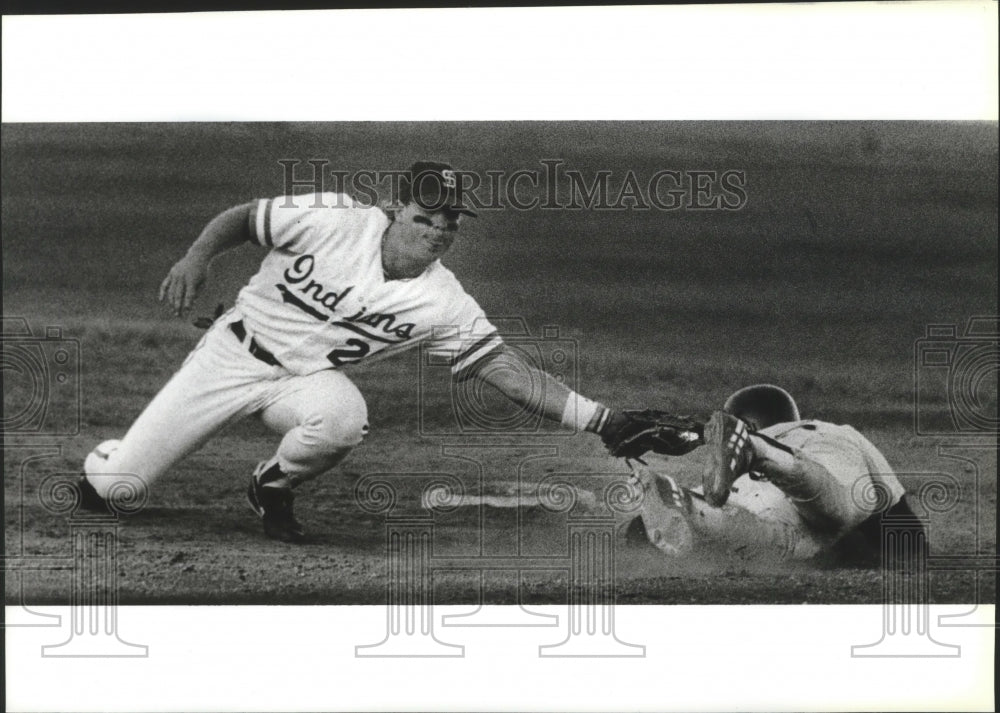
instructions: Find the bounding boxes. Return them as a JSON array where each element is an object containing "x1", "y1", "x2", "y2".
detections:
[{"x1": 394, "y1": 201, "x2": 461, "y2": 261}]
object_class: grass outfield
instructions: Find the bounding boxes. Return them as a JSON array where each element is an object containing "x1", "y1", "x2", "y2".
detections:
[{"x1": 3, "y1": 122, "x2": 997, "y2": 604}]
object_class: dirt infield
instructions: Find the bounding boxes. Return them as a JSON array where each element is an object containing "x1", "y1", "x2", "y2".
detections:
[{"x1": 3, "y1": 122, "x2": 997, "y2": 605}]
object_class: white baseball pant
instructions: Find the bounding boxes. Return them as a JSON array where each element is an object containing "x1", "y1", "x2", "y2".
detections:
[{"x1": 85, "y1": 315, "x2": 369, "y2": 499}]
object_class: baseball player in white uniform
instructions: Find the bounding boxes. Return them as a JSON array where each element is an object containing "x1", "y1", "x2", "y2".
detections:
[
  {"x1": 82, "y1": 161, "x2": 627, "y2": 542},
  {"x1": 628, "y1": 384, "x2": 916, "y2": 563}
]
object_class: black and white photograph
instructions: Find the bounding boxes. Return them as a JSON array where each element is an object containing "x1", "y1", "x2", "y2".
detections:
[{"x1": 3, "y1": 4, "x2": 997, "y2": 712}]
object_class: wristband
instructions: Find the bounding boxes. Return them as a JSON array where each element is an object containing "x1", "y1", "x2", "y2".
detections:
[
  {"x1": 560, "y1": 392, "x2": 604, "y2": 432},
  {"x1": 590, "y1": 405, "x2": 611, "y2": 434}
]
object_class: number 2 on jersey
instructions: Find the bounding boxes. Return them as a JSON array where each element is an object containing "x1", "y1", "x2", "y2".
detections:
[{"x1": 326, "y1": 338, "x2": 370, "y2": 367}]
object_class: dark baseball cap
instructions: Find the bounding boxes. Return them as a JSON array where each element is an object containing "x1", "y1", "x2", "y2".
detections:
[{"x1": 401, "y1": 161, "x2": 477, "y2": 217}]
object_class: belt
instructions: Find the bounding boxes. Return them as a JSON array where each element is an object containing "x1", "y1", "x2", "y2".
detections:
[{"x1": 230, "y1": 320, "x2": 281, "y2": 367}]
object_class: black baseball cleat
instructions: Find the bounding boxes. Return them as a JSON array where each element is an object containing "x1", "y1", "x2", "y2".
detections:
[
  {"x1": 78, "y1": 475, "x2": 112, "y2": 513},
  {"x1": 702, "y1": 410, "x2": 755, "y2": 507},
  {"x1": 247, "y1": 463, "x2": 306, "y2": 543}
]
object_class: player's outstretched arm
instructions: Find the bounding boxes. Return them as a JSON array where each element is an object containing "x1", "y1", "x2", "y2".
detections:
[
  {"x1": 476, "y1": 348, "x2": 623, "y2": 437},
  {"x1": 158, "y1": 202, "x2": 255, "y2": 316},
  {"x1": 474, "y1": 349, "x2": 702, "y2": 459}
]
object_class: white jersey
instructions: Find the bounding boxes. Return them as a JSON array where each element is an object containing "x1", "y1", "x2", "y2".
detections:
[{"x1": 234, "y1": 192, "x2": 502, "y2": 377}]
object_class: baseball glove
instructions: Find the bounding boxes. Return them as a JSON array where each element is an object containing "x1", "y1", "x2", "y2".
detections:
[{"x1": 601, "y1": 409, "x2": 705, "y2": 460}]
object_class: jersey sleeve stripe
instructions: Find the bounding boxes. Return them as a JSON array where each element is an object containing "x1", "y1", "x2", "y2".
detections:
[
  {"x1": 246, "y1": 203, "x2": 259, "y2": 243},
  {"x1": 449, "y1": 332, "x2": 500, "y2": 367},
  {"x1": 252, "y1": 198, "x2": 271, "y2": 247},
  {"x1": 262, "y1": 198, "x2": 274, "y2": 247},
  {"x1": 451, "y1": 333, "x2": 503, "y2": 376},
  {"x1": 592, "y1": 406, "x2": 611, "y2": 434}
]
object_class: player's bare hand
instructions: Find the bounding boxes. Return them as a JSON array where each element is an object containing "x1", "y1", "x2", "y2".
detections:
[{"x1": 159, "y1": 256, "x2": 209, "y2": 317}]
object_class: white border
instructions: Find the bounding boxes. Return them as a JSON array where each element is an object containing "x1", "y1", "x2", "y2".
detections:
[
  {"x1": 2, "y1": 3, "x2": 998, "y2": 121},
  {"x1": 2, "y1": 4, "x2": 997, "y2": 712},
  {"x1": 5, "y1": 605, "x2": 997, "y2": 712}
]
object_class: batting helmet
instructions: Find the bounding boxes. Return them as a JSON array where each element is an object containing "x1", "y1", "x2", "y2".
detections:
[{"x1": 723, "y1": 384, "x2": 800, "y2": 431}]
